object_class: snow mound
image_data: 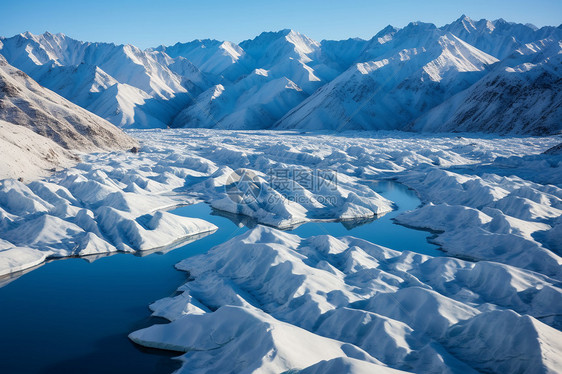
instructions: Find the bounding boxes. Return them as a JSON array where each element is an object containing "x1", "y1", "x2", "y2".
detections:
[
  {"x1": 130, "y1": 305, "x2": 396, "y2": 374},
  {"x1": 296, "y1": 357, "x2": 409, "y2": 374},
  {"x1": 445, "y1": 310, "x2": 562, "y2": 373},
  {"x1": 0, "y1": 246, "x2": 46, "y2": 277},
  {"x1": 131, "y1": 225, "x2": 562, "y2": 373},
  {"x1": 397, "y1": 167, "x2": 562, "y2": 278},
  {"x1": 0, "y1": 152, "x2": 219, "y2": 275},
  {"x1": 191, "y1": 165, "x2": 393, "y2": 229}
]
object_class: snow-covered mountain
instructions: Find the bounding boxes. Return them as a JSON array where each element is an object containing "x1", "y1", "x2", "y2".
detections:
[
  {"x1": 0, "y1": 32, "x2": 208, "y2": 128},
  {"x1": 1, "y1": 15, "x2": 560, "y2": 134},
  {"x1": 170, "y1": 29, "x2": 339, "y2": 129},
  {"x1": 154, "y1": 39, "x2": 244, "y2": 76},
  {"x1": 238, "y1": 29, "x2": 338, "y2": 89},
  {"x1": 276, "y1": 23, "x2": 498, "y2": 131},
  {"x1": 171, "y1": 73, "x2": 308, "y2": 129},
  {"x1": 441, "y1": 15, "x2": 562, "y2": 59},
  {"x1": 411, "y1": 38, "x2": 562, "y2": 134},
  {"x1": 0, "y1": 54, "x2": 136, "y2": 150},
  {"x1": 0, "y1": 55, "x2": 137, "y2": 179}
]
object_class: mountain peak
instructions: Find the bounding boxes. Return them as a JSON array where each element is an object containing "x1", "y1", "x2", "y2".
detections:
[
  {"x1": 375, "y1": 25, "x2": 398, "y2": 38},
  {"x1": 240, "y1": 29, "x2": 319, "y2": 57},
  {"x1": 243, "y1": 29, "x2": 307, "y2": 44},
  {"x1": 397, "y1": 22, "x2": 439, "y2": 38},
  {"x1": 280, "y1": 28, "x2": 296, "y2": 36},
  {"x1": 42, "y1": 31, "x2": 67, "y2": 39},
  {"x1": 403, "y1": 22, "x2": 438, "y2": 32},
  {"x1": 494, "y1": 18, "x2": 509, "y2": 26},
  {"x1": 256, "y1": 29, "x2": 290, "y2": 38}
]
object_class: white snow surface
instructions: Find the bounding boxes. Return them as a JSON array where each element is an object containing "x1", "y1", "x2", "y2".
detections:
[
  {"x1": 0, "y1": 54, "x2": 137, "y2": 152},
  {"x1": 0, "y1": 120, "x2": 75, "y2": 181},
  {"x1": 2, "y1": 16, "x2": 559, "y2": 133},
  {"x1": 62, "y1": 128, "x2": 558, "y2": 374},
  {"x1": 132, "y1": 224, "x2": 562, "y2": 373},
  {"x1": 1, "y1": 128, "x2": 561, "y2": 372}
]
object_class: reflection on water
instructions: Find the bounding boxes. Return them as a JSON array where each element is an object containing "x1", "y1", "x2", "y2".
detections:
[
  {"x1": 132, "y1": 230, "x2": 218, "y2": 257},
  {"x1": 339, "y1": 216, "x2": 377, "y2": 230},
  {"x1": 209, "y1": 208, "x2": 259, "y2": 229},
  {"x1": 0, "y1": 180, "x2": 439, "y2": 374}
]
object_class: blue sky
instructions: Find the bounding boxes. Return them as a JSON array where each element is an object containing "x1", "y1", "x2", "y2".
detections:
[{"x1": 1, "y1": 0, "x2": 561, "y2": 48}]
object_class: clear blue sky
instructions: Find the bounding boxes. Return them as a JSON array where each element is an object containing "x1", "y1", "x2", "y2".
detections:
[{"x1": 1, "y1": 0, "x2": 561, "y2": 48}]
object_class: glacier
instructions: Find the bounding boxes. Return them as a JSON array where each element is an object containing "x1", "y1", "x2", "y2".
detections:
[{"x1": 0, "y1": 127, "x2": 559, "y2": 372}]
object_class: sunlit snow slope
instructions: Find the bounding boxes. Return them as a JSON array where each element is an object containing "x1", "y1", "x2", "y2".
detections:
[
  {"x1": 1, "y1": 15, "x2": 560, "y2": 133},
  {"x1": 0, "y1": 55, "x2": 137, "y2": 179}
]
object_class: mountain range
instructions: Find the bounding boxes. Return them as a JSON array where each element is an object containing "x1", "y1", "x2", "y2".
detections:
[{"x1": 0, "y1": 15, "x2": 561, "y2": 134}]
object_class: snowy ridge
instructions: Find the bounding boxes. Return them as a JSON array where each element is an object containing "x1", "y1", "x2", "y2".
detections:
[
  {"x1": 411, "y1": 38, "x2": 562, "y2": 134},
  {"x1": 1, "y1": 16, "x2": 560, "y2": 133},
  {"x1": 442, "y1": 15, "x2": 562, "y2": 59},
  {"x1": 154, "y1": 39, "x2": 244, "y2": 76},
  {"x1": 131, "y1": 225, "x2": 562, "y2": 373},
  {"x1": 0, "y1": 32, "x2": 208, "y2": 128},
  {"x1": 276, "y1": 24, "x2": 499, "y2": 131}
]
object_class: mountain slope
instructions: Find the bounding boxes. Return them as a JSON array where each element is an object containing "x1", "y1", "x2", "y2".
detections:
[
  {"x1": 154, "y1": 39, "x2": 244, "y2": 76},
  {"x1": 411, "y1": 39, "x2": 562, "y2": 135},
  {"x1": 171, "y1": 70, "x2": 308, "y2": 129},
  {"x1": 0, "y1": 54, "x2": 137, "y2": 151},
  {"x1": 0, "y1": 120, "x2": 75, "y2": 180},
  {"x1": 276, "y1": 23, "x2": 498, "y2": 131},
  {"x1": 442, "y1": 15, "x2": 562, "y2": 59},
  {"x1": 0, "y1": 32, "x2": 208, "y2": 128}
]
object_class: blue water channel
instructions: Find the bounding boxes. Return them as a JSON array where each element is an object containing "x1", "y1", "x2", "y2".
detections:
[{"x1": 0, "y1": 181, "x2": 440, "y2": 373}]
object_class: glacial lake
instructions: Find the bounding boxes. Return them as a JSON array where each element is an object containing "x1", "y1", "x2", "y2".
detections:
[{"x1": 0, "y1": 181, "x2": 440, "y2": 374}]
